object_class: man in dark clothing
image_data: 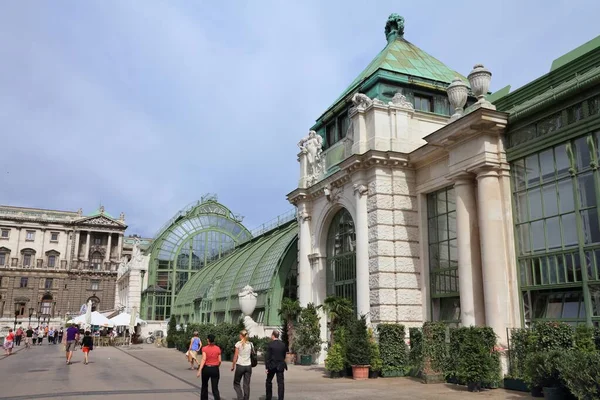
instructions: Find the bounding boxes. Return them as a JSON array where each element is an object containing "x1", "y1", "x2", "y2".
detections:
[
  {"x1": 265, "y1": 330, "x2": 287, "y2": 400},
  {"x1": 25, "y1": 327, "x2": 34, "y2": 348}
]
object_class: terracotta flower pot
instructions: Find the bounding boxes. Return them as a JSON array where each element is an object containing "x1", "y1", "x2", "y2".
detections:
[
  {"x1": 351, "y1": 365, "x2": 370, "y2": 381},
  {"x1": 285, "y1": 352, "x2": 297, "y2": 365}
]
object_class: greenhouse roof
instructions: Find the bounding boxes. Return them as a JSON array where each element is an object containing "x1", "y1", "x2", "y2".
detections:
[{"x1": 174, "y1": 220, "x2": 298, "y2": 309}]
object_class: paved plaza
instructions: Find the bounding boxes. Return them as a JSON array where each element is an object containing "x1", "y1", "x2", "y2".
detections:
[{"x1": 0, "y1": 344, "x2": 532, "y2": 400}]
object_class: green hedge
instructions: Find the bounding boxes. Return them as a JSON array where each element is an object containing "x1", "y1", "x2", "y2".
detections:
[
  {"x1": 172, "y1": 322, "x2": 244, "y2": 360},
  {"x1": 408, "y1": 327, "x2": 423, "y2": 374},
  {"x1": 448, "y1": 327, "x2": 500, "y2": 386},
  {"x1": 377, "y1": 324, "x2": 407, "y2": 374},
  {"x1": 422, "y1": 322, "x2": 447, "y2": 376}
]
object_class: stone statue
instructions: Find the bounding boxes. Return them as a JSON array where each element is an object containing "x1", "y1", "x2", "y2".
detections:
[
  {"x1": 298, "y1": 131, "x2": 325, "y2": 186},
  {"x1": 117, "y1": 257, "x2": 129, "y2": 277},
  {"x1": 119, "y1": 212, "x2": 125, "y2": 221},
  {"x1": 238, "y1": 285, "x2": 265, "y2": 338},
  {"x1": 77, "y1": 208, "x2": 83, "y2": 217},
  {"x1": 351, "y1": 93, "x2": 373, "y2": 109},
  {"x1": 132, "y1": 237, "x2": 143, "y2": 263},
  {"x1": 389, "y1": 91, "x2": 414, "y2": 110},
  {"x1": 385, "y1": 13, "x2": 405, "y2": 39}
]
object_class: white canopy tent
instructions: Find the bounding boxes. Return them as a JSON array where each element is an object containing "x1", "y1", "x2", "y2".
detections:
[
  {"x1": 110, "y1": 312, "x2": 147, "y2": 327},
  {"x1": 68, "y1": 311, "x2": 114, "y2": 327}
]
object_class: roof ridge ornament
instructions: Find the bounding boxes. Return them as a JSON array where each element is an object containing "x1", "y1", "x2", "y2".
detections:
[{"x1": 385, "y1": 13, "x2": 405, "y2": 42}]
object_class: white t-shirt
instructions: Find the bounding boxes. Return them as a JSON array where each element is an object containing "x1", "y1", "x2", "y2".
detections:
[{"x1": 235, "y1": 341, "x2": 253, "y2": 366}]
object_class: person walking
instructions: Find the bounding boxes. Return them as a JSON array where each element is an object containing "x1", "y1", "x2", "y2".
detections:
[
  {"x1": 65, "y1": 324, "x2": 80, "y2": 365},
  {"x1": 48, "y1": 327, "x2": 55, "y2": 345},
  {"x1": 187, "y1": 331, "x2": 202, "y2": 370},
  {"x1": 15, "y1": 326, "x2": 23, "y2": 347},
  {"x1": 25, "y1": 326, "x2": 33, "y2": 349},
  {"x1": 265, "y1": 330, "x2": 287, "y2": 400},
  {"x1": 81, "y1": 331, "x2": 94, "y2": 365},
  {"x1": 232, "y1": 330, "x2": 253, "y2": 400},
  {"x1": 57, "y1": 327, "x2": 63, "y2": 344},
  {"x1": 196, "y1": 334, "x2": 221, "y2": 400},
  {"x1": 32, "y1": 328, "x2": 39, "y2": 346},
  {"x1": 3, "y1": 329, "x2": 15, "y2": 356}
]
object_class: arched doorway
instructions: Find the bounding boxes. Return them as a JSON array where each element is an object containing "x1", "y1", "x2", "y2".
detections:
[{"x1": 326, "y1": 209, "x2": 357, "y2": 310}]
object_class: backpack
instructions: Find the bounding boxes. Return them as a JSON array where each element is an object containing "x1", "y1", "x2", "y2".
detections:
[{"x1": 250, "y1": 343, "x2": 258, "y2": 368}]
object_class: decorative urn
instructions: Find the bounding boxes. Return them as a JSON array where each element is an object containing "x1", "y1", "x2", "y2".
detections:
[
  {"x1": 238, "y1": 285, "x2": 258, "y2": 317},
  {"x1": 446, "y1": 77, "x2": 469, "y2": 119},
  {"x1": 468, "y1": 64, "x2": 492, "y2": 103}
]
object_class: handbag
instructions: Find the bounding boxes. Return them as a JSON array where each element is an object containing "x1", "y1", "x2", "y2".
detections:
[{"x1": 250, "y1": 343, "x2": 258, "y2": 368}]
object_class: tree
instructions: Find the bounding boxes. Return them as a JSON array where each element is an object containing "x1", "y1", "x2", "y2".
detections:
[
  {"x1": 166, "y1": 316, "x2": 178, "y2": 348},
  {"x1": 323, "y1": 296, "x2": 353, "y2": 345},
  {"x1": 296, "y1": 303, "x2": 322, "y2": 356},
  {"x1": 278, "y1": 298, "x2": 301, "y2": 353}
]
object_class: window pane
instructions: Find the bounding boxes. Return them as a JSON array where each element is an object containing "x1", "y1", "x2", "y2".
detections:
[
  {"x1": 558, "y1": 179, "x2": 575, "y2": 213},
  {"x1": 546, "y1": 293, "x2": 563, "y2": 318},
  {"x1": 438, "y1": 216, "x2": 448, "y2": 241},
  {"x1": 590, "y1": 285, "x2": 600, "y2": 316},
  {"x1": 542, "y1": 184, "x2": 558, "y2": 216},
  {"x1": 562, "y1": 292, "x2": 581, "y2": 318},
  {"x1": 539, "y1": 149, "x2": 554, "y2": 181},
  {"x1": 581, "y1": 208, "x2": 600, "y2": 244},
  {"x1": 447, "y1": 189, "x2": 456, "y2": 212},
  {"x1": 526, "y1": 154, "x2": 540, "y2": 187},
  {"x1": 555, "y1": 144, "x2": 570, "y2": 178},
  {"x1": 515, "y1": 192, "x2": 528, "y2": 223},
  {"x1": 561, "y1": 213, "x2": 578, "y2": 247},
  {"x1": 449, "y1": 239, "x2": 458, "y2": 266},
  {"x1": 578, "y1": 172, "x2": 596, "y2": 208},
  {"x1": 513, "y1": 159, "x2": 526, "y2": 190},
  {"x1": 439, "y1": 242, "x2": 449, "y2": 269},
  {"x1": 546, "y1": 217, "x2": 561, "y2": 249},
  {"x1": 437, "y1": 190, "x2": 447, "y2": 214},
  {"x1": 517, "y1": 224, "x2": 530, "y2": 253},
  {"x1": 428, "y1": 218, "x2": 438, "y2": 243},
  {"x1": 528, "y1": 188, "x2": 543, "y2": 220},
  {"x1": 448, "y1": 212, "x2": 456, "y2": 240},
  {"x1": 575, "y1": 136, "x2": 592, "y2": 170},
  {"x1": 531, "y1": 220, "x2": 545, "y2": 251}
]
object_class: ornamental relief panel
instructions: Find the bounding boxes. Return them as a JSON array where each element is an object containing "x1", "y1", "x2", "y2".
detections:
[{"x1": 78, "y1": 216, "x2": 123, "y2": 227}]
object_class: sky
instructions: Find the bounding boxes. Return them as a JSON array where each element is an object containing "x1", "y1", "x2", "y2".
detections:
[{"x1": 1, "y1": 0, "x2": 599, "y2": 237}]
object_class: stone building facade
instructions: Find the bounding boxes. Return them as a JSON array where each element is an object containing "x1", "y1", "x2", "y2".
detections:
[{"x1": 0, "y1": 205, "x2": 126, "y2": 328}]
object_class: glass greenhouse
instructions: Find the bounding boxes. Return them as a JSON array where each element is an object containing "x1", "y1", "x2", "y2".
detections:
[
  {"x1": 142, "y1": 197, "x2": 252, "y2": 320},
  {"x1": 172, "y1": 220, "x2": 298, "y2": 326}
]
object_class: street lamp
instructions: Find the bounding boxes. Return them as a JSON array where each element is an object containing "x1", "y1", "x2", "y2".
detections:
[
  {"x1": 36, "y1": 311, "x2": 41, "y2": 327},
  {"x1": 13, "y1": 303, "x2": 20, "y2": 330},
  {"x1": 28, "y1": 307, "x2": 34, "y2": 326}
]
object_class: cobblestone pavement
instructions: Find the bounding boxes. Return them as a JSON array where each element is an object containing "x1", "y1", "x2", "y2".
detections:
[{"x1": 0, "y1": 343, "x2": 532, "y2": 399}]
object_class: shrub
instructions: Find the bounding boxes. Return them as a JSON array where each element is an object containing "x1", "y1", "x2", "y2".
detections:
[
  {"x1": 524, "y1": 350, "x2": 563, "y2": 388},
  {"x1": 296, "y1": 303, "x2": 322, "y2": 355},
  {"x1": 508, "y1": 328, "x2": 531, "y2": 379},
  {"x1": 325, "y1": 343, "x2": 345, "y2": 372},
  {"x1": 408, "y1": 327, "x2": 423, "y2": 373},
  {"x1": 422, "y1": 322, "x2": 447, "y2": 376},
  {"x1": 558, "y1": 350, "x2": 600, "y2": 399},
  {"x1": 249, "y1": 336, "x2": 272, "y2": 354},
  {"x1": 278, "y1": 298, "x2": 301, "y2": 353},
  {"x1": 333, "y1": 326, "x2": 349, "y2": 368},
  {"x1": 377, "y1": 324, "x2": 407, "y2": 374},
  {"x1": 574, "y1": 324, "x2": 596, "y2": 353},
  {"x1": 166, "y1": 316, "x2": 177, "y2": 347},
  {"x1": 346, "y1": 316, "x2": 371, "y2": 366},
  {"x1": 323, "y1": 296, "x2": 354, "y2": 345},
  {"x1": 452, "y1": 327, "x2": 500, "y2": 386},
  {"x1": 595, "y1": 327, "x2": 600, "y2": 351},
  {"x1": 368, "y1": 329, "x2": 383, "y2": 372},
  {"x1": 530, "y1": 321, "x2": 574, "y2": 352}
]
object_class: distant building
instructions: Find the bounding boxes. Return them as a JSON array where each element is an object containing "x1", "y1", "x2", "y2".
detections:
[
  {"x1": 114, "y1": 235, "x2": 152, "y2": 315},
  {"x1": 121, "y1": 235, "x2": 153, "y2": 262},
  {"x1": 0, "y1": 204, "x2": 126, "y2": 327}
]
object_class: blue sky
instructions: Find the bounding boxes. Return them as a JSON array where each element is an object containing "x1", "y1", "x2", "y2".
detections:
[{"x1": 1, "y1": 1, "x2": 599, "y2": 237}]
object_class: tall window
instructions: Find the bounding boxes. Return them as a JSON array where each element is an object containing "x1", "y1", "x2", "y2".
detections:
[
  {"x1": 48, "y1": 255, "x2": 56, "y2": 268},
  {"x1": 324, "y1": 110, "x2": 351, "y2": 148},
  {"x1": 23, "y1": 254, "x2": 32, "y2": 267},
  {"x1": 0, "y1": 252, "x2": 6, "y2": 266},
  {"x1": 26, "y1": 230, "x2": 35, "y2": 241},
  {"x1": 512, "y1": 131, "x2": 600, "y2": 326},
  {"x1": 90, "y1": 279, "x2": 100, "y2": 291},
  {"x1": 94, "y1": 238, "x2": 102, "y2": 245},
  {"x1": 427, "y1": 186, "x2": 460, "y2": 324},
  {"x1": 414, "y1": 94, "x2": 433, "y2": 112},
  {"x1": 45, "y1": 278, "x2": 53, "y2": 290},
  {"x1": 1, "y1": 229, "x2": 9, "y2": 238},
  {"x1": 90, "y1": 252, "x2": 103, "y2": 270},
  {"x1": 20, "y1": 277, "x2": 28, "y2": 288},
  {"x1": 326, "y1": 209, "x2": 357, "y2": 310},
  {"x1": 40, "y1": 294, "x2": 52, "y2": 315}
]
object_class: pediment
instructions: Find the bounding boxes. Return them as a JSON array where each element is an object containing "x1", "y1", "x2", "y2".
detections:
[{"x1": 76, "y1": 215, "x2": 125, "y2": 228}]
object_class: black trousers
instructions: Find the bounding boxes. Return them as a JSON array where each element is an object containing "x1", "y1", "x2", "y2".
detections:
[
  {"x1": 265, "y1": 369, "x2": 284, "y2": 400},
  {"x1": 201, "y1": 366, "x2": 220, "y2": 400},
  {"x1": 15, "y1": 336, "x2": 21, "y2": 346}
]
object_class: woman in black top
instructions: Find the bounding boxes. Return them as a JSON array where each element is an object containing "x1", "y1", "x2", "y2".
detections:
[{"x1": 81, "y1": 331, "x2": 94, "y2": 365}]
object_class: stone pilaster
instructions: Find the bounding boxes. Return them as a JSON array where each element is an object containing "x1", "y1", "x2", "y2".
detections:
[
  {"x1": 297, "y1": 203, "x2": 312, "y2": 307},
  {"x1": 353, "y1": 183, "x2": 370, "y2": 324},
  {"x1": 105, "y1": 233, "x2": 112, "y2": 262},
  {"x1": 84, "y1": 231, "x2": 91, "y2": 261}
]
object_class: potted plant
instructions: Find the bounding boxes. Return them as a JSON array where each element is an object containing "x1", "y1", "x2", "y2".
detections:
[
  {"x1": 323, "y1": 296, "x2": 353, "y2": 345},
  {"x1": 454, "y1": 327, "x2": 497, "y2": 392},
  {"x1": 369, "y1": 337, "x2": 382, "y2": 379},
  {"x1": 295, "y1": 303, "x2": 321, "y2": 365},
  {"x1": 346, "y1": 316, "x2": 371, "y2": 380},
  {"x1": 524, "y1": 350, "x2": 565, "y2": 400},
  {"x1": 278, "y1": 298, "x2": 301, "y2": 364},
  {"x1": 325, "y1": 343, "x2": 345, "y2": 378}
]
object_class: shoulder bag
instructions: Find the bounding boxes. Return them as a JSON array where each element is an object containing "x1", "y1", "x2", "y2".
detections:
[{"x1": 250, "y1": 342, "x2": 258, "y2": 368}]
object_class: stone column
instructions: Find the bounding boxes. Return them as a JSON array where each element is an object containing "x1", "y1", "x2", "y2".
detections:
[
  {"x1": 454, "y1": 175, "x2": 485, "y2": 326},
  {"x1": 354, "y1": 183, "x2": 370, "y2": 324},
  {"x1": 84, "y1": 231, "x2": 91, "y2": 261},
  {"x1": 74, "y1": 231, "x2": 81, "y2": 261},
  {"x1": 116, "y1": 234, "x2": 123, "y2": 260},
  {"x1": 476, "y1": 168, "x2": 510, "y2": 345},
  {"x1": 105, "y1": 233, "x2": 112, "y2": 262},
  {"x1": 297, "y1": 203, "x2": 312, "y2": 307}
]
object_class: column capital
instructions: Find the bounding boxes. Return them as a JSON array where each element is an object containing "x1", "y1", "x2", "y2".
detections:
[
  {"x1": 353, "y1": 183, "x2": 369, "y2": 196},
  {"x1": 447, "y1": 172, "x2": 477, "y2": 186},
  {"x1": 297, "y1": 211, "x2": 311, "y2": 222},
  {"x1": 475, "y1": 167, "x2": 500, "y2": 180}
]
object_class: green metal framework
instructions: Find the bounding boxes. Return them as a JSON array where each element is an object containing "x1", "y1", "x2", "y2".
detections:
[
  {"x1": 427, "y1": 187, "x2": 460, "y2": 324},
  {"x1": 172, "y1": 221, "x2": 298, "y2": 326},
  {"x1": 141, "y1": 198, "x2": 252, "y2": 320},
  {"x1": 326, "y1": 209, "x2": 357, "y2": 311}
]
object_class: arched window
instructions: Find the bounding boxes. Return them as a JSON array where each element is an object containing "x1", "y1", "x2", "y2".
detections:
[
  {"x1": 46, "y1": 250, "x2": 60, "y2": 268},
  {"x1": 326, "y1": 209, "x2": 357, "y2": 310},
  {"x1": 40, "y1": 294, "x2": 53, "y2": 316},
  {"x1": 90, "y1": 251, "x2": 103, "y2": 270}
]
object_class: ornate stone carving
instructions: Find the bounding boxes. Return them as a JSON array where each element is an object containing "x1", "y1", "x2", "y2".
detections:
[
  {"x1": 389, "y1": 91, "x2": 414, "y2": 110},
  {"x1": 238, "y1": 285, "x2": 265, "y2": 337},
  {"x1": 99, "y1": 205, "x2": 105, "y2": 213},
  {"x1": 447, "y1": 77, "x2": 469, "y2": 120},
  {"x1": 385, "y1": 13, "x2": 405, "y2": 40},
  {"x1": 298, "y1": 130, "x2": 325, "y2": 186},
  {"x1": 324, "y1": 185, "x2": 343, "y2": 203},
  {"x1": 90, "y1": 245, "x2": 106, "y2": 256},
  {"x1": 297, "y1": 211, "x2": 311, "y2": 223},
  {"x1": 468, "y1": 64, "x2": 494, "y2": 109},
  {"x1": 79, "y1": 216, "x2": 122, "y2": 227},
  {"x1": 353, "y1": 184, "x2": 368, "y2": 196},
  {"x1": 372, "y1": 98, "x2": 385, "y2": 105},
  {"x1": 351, "y1": 93, "x2": 373, "y2": 111},
  {"x1": 77, "y1": 208, "x2": 83, "y2": 217},
  {"x1": 119, "y1": 212, "x2": 125, "y2": 221}
]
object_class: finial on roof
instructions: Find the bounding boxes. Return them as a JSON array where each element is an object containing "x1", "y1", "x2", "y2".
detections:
[
  {"x1": 99, "y1": 205, "x2": 105, "y2": 214},
  {"x1": 385, "y1": 13, "x2": 405, "y2": 42}
]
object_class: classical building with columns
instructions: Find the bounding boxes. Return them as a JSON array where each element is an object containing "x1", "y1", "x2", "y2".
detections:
[
  {"x1": 288, "y1": 13, "x2": 600, "y2": 357},
  {"x1": 0, "y1": 204, "x2": 126, "y2": 328}
]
